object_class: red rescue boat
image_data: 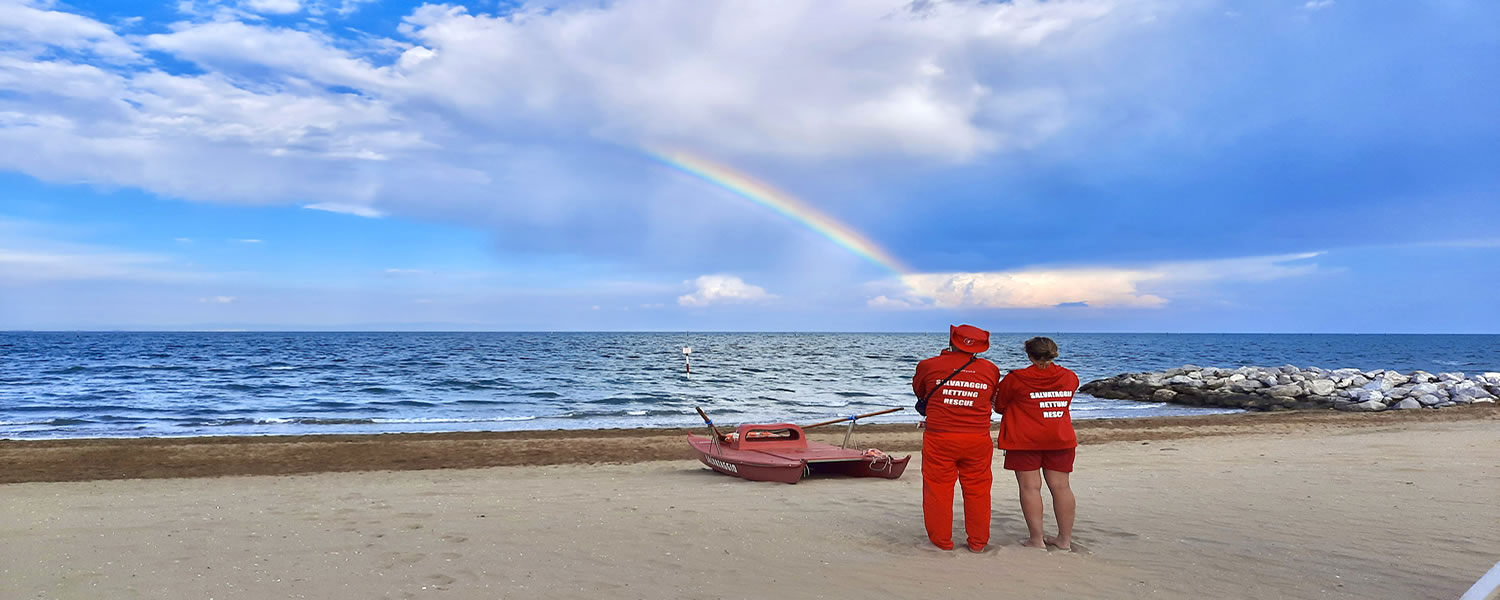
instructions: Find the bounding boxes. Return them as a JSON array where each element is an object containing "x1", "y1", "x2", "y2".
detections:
[{"x1": 687, "y1": 408, "x2": 911, "y2": 484}]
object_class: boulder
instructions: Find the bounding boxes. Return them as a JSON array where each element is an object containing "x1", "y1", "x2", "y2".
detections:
[
  {"x1": 1231, "y1": 380, "x2": 1264, "y2": 393},
  {"x1": 1167, "y1": 375, "x2": 1200, "y2": 386},
  {"x1": 1409, "y1": 382, "x2": 1440, "y2": 397},
  {"x1": 1418, "y1": 394, "x2": 1442, "y2": 406},
  {"x1": 1304, "y1": 379, "x2": 1337, "y2": 396},
  {"x1": 1394, "y1": 398, "x2": 1422, "y2": 410},
  {"x1": 1338, "y1": 400, "x2": 1387, "y2": 412},
  {"x1": 1228, "y1": 373, "x2": 1247, "y2": 383},
  {"x1": 1259, "y1": 376, "x2": 1279, "y2": 387},
  {"x1": 1351, "y1": 389, "x2": 1385, "y2": 404},
  {"x1": 1451, "y1": 382, "x2": 1496, "y2": 402},
  {"x1": 1438, "y1": 372, "x2": 1466, "y2": 383},
  {"x1": 1480, "y1": 372, "x2": 1500, "y2": 386},
  {"x1": 1152, "y1": 389, "x2": 1178, "y2": 402},
  {"x1": 1266, "y1": 384, "x2": 1304, "y2": 398},
  {"x1": 1408, "y1": 371, "x2": 1436, "y2": 384},
  {"x1": 1279, "y1": 365, "x2": 1301, "y2": 374},
  {"x1": 1349, "y1": 375, "x2": 1370, "y2": 388}
]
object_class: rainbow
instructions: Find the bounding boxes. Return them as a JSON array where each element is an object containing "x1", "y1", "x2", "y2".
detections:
[{"x1": 647, "y1": 149, "x2": 911, "y2": 278}]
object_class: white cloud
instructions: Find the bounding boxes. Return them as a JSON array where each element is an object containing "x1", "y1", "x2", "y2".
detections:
[
  {"x1": 873, "y1": 253, "x2": 1320, "y2": 309},
  {"x1": 0, "y1": 0, "x2": 139, "y2": 62},
  {"x1": 677, "y1": 275, "x2": 774, "y2": 307},
  {"x1": 244, "y1": 0, "x2": 301, "y2": 15},
  {"x1": 304, "y1": 202, "x2": 386, "y2": 218},
  {"x1": 0, "y1": 0, "x2": 1162, "y2": 229},
  {"x1": 235, "y1": 238, "x2": 264, "y2": 243},
  {"x1": 1304, "y1": 1, "x2": 1335, "y2": 11},
  {"x1": 198, "y1": 295, "x2": 237, "y2": 303}
]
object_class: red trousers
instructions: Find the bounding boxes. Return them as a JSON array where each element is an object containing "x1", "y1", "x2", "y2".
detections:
[{"x1": 921, "y1": 431, "x2": 994, "y2": 551}]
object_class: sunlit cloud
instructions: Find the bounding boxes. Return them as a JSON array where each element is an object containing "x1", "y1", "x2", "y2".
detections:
[
  {"x1": 677, "y1": 275, "x2": 773, "y2": 307},
  {"x1": 872, "y1": 253, "x2": 1321, "y2": 310}
]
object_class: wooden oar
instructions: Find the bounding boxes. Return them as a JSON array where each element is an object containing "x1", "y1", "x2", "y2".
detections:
[
  {"x1": 802, "y1": 407, "x2": 903, "y2": 430},
  {"x1": 694, "y1": 406, "x2": 727, "y2": 441}
]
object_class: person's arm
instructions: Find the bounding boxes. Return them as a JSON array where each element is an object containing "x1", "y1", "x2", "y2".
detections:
[
  {"x1": 912, "y1": 365, "x2": 929, "y2": 416},
  {"x1": 993, "y1": 373, "x2": 1009, "y2": 415}
]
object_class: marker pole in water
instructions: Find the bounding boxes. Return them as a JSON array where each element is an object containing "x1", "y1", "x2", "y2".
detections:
[{"x1": 682, "y1": 346, "x2": 692, "y2": 374}]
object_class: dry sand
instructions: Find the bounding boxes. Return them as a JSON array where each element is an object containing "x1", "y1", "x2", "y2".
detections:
[{"x1": 2, "y1": 410, "x2": 1498, "y2": 599}]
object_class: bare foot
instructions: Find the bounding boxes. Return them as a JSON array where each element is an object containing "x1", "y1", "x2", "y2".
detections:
[
  {"x1": 1019, "y1": 538, "x2": 1047, "y2": 549},
  {"x1": 1044, "y1": 536, "x2": 1072, "y2": 551}
]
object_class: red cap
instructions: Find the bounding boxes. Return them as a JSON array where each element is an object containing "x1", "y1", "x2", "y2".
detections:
[{"x1": 949, "y1": 324, "x2": 990, "y2": 354}]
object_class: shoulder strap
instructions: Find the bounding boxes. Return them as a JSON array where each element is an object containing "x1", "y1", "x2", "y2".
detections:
[{"x1": 916, "y1": 355, "x2": 978, "y2": 416}]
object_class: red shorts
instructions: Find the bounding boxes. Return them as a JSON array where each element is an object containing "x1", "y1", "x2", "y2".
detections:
[{"x1": 1002, "y1": 447, "x2": 1076, "y2": 472}]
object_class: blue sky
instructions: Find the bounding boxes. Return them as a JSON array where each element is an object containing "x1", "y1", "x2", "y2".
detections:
[{"x1": 0, "y1": 0, "x2": 1496, "y2": 332}]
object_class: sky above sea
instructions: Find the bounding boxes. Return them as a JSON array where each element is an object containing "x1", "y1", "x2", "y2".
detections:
[{"x1": 1, "y1": 0, "x2": 1497, "y2": 332}]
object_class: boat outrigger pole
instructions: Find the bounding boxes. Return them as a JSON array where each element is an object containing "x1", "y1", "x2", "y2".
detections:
[
  {"x1": 803, "y1": 407, "x2": 903, "y2": 449},
  {"x1": 694, "y1": 406, "x2": 726, "y2": 442},
  {"x1": 801, "y1": 407, "x2": 903, "y2": 430}
]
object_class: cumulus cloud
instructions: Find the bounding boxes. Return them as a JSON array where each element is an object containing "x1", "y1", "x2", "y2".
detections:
[
  {"x1": 0, "y1": 0, "x2": 1156, "y2": 224},
  {"x1": 677, "y1": 275, "x2": 774, "y2": 307},
  {"x1": 871, "y1": 253, "x2": 1320, "y2": 309},
  {"x1": 198, "y1": 295, "x2": 237, "y2": 303}
]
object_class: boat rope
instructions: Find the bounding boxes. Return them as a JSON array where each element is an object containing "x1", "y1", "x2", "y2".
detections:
[{"x1": 864, "y1": 448, "x2": 893, "y2": 473}]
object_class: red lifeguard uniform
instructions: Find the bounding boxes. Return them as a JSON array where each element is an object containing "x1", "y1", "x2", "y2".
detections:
[
  {"x1": 912, "y1": 325, "x2": 1001, "y2": 552},
  {"x1": 995, "y1": 363, "x2": 1080, "y2": 472}
]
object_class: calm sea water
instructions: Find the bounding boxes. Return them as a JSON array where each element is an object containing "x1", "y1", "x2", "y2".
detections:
[{"x1": 1, "y1": 333, "x2": 1496, "y2": 440}]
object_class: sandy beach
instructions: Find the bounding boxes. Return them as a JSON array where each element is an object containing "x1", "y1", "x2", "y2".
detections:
[{"x1": 3, "y1": 408, "x2": 1498, "y2": 599}]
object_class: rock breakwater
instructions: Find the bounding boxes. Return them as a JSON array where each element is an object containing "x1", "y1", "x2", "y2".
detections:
[{"x1": 1080, "y1": 366, "x2": 1500, "y2": 412}]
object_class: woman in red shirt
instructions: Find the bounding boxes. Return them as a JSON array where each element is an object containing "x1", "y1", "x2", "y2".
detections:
[{"x1": 994, "y1": 337, "x2": 1079, "y2": 551}]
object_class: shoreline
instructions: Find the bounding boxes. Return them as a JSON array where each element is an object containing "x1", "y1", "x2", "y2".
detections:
[{"x1": 2, "y1": 405, "x2": 1495, "y2": 484}]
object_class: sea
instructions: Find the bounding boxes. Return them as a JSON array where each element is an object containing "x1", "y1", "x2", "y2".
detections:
[{"x1": 1, "y1": 332, "x2": 1496, "y2": 440}]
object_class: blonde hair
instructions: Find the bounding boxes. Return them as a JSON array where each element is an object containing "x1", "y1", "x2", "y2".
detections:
[{"x1": 1024, "y1": 337, "x2": 1059, "y2": 362}]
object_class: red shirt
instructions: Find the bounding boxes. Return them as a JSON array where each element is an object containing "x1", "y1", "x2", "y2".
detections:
[
  {"x1": 912, "y1": 350, "x2": 1001, "y2": 434},
  {"x1": 994, "y1": 364, "x2": 1080, "y2": 450}
]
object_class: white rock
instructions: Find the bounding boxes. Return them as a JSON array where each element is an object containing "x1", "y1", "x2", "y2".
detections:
[
  {"x1": 1408, "y1": 371, "x2": 1436, "y2": 383},
  {"x1": 1349, "y1": 375, "x2": 1370, "y2": 388},
  {"x1": 1331, "y1": 368, "x2": 1362, "y2": 379},
  {"x1": 1361, "y1": 377, "x2": 1395, "y2": 393},
  {"x1": 1279, "y1": 365, "x2": 1300, "y2": 374},
  {"x1": 1231, "y1": 380, "x2": 1264, "y2": 393},
  {"x1": 1394, "y1": 398, "x2": 1422, "y2": 410},
  {"x1": 1167, "y1": 375, "x2": 1199, "y2": 386},
  {"x1": 1276, "y1": 374, "x2": 1293, "y2": 386},
  {"x1": 1266, "y1": 384, "x2": 1303, "y2": 397},
  {"x1": 1341, "y1": 400, "x2": 1387, "y2": 412},
  {"x1": 1259, "y1": 376, "x2": 1279, "y2": 387},
  {"x1": 1409, "y1": 382, "x2": 1440, "y2": 397},
  {"x1": 1352, "y1": 389, "x2": 1385, "y2": 403},
  {"x1": 1480, "y1": 372, "x2": 1500, "y2": 385},
  {"x1": 1305, "y1": 379, "x2": 1337, "y2": 396},
  {"x1": 1228, "y1": 373, "x2": 1246, "y2": 383},
  {"x1": 1438, "y1": 372, "x2": 1466, "y2": 383},
  {"x1": 1152, "y1": 389, "x2": 1178, "y2": 402},
  {"x1": 1418, "y1": 394, "x2": 1442, "y2": 406}
]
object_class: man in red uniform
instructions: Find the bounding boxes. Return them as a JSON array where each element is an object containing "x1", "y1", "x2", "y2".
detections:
[
  {"x1": 912, "y1": 324, "x2": 1002, "y2": 552},
  {"x1": 994, "y1": 336, "x2": 1079, "y2": 551}
]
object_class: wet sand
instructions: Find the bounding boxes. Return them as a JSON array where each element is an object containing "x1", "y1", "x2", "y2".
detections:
[{"x1": 2, "y1": 406, "x2": 1495, "y2": 484}]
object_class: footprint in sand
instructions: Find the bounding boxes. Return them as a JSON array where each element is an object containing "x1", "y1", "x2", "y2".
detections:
[
  {"x1": 441, "y1": 534, "x2": 468, "y2": 543},
  {"x1": 425, "y1": 573, "x2": 458, "y2": 587}
]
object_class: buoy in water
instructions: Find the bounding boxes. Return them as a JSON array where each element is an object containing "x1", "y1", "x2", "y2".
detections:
[{"x1": 682, "y1": 346, "x2": 692, "y2": 374}]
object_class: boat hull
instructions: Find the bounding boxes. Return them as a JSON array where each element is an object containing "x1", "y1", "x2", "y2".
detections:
[{"x1": 687, "y1": 434, "x2": 911, "y2": 484}]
